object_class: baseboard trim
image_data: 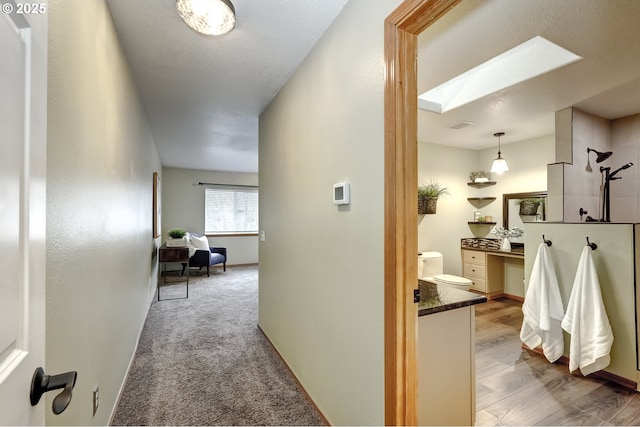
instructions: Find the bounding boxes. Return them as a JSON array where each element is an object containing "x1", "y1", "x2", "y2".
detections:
[
  {"x1": 502, "y1": 293, "x2": 524, "y2": 302},
  {"x1": 257, "y1": 325, "x2": 330, "y2": 426},
  {"x1": 523, "y1": 345, "x2": 638, "y2": 391},
  {"x1": 108, "y1": 290, "x2": 156, "y2": 425}
]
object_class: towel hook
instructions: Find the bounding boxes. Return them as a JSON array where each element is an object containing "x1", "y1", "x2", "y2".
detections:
[
  {"x1": 542, "y1": 235, "x2": 552, "y2": 246},
  {"x1": 586, "y1": 237, "x2": 597, "y2": 250}
]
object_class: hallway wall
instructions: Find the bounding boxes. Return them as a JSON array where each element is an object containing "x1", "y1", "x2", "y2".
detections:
[
  {"x1": 258, "y1": 0, "x2": 402, "y2": 424},
  {"x1": 47, "y1": 0, "x2": 161, "y2": 424}
]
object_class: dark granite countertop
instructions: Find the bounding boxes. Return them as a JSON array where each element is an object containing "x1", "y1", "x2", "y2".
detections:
[
  {"x1": 462, "y1": 245, "x2": 525, "y2": 258},
  {"x1": 417, "y1": 279, "x2": 487, "y2": 316}
]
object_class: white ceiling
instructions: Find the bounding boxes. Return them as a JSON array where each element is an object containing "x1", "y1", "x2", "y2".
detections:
[
  {"x1": 418, "y1": 0, "x2": 640, "y2": 150},
  {"x1": 107, "y1": 0, "x2": 640, "y2": 173},
  {"x1": 106, "y1": 0, "x2": 348, "y2": 173}
]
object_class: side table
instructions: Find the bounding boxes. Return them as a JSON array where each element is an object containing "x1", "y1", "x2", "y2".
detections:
[{"x1": 158, "y1": 245, "x2": 189, "y2": 301}]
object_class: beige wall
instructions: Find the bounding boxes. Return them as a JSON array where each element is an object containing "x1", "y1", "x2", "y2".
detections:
[
  {"x1": 524, "y1": 223, "x2": 637, "y2": 382},
  {"x1": 47, "y1": 0, "x2": 161, "y2": 424},
  {"x1": 161, "y1": 167, "x2": 259, "y2": 265},
  {"x1": 258, "y1": 0, "x2": 401, "y2": 424},
  {"x1": 610, "y1": 113, "x2": 640, "y2": 222},
  {"x1": 418, "y1": 142, "x2": 478, "y2": 275},
  {"x1": 418, "y1": 135, "x2": 555, "y2": 277}
]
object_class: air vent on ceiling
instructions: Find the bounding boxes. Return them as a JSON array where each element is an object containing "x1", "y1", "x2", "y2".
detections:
[{"x1": 448, "y1": 121, "x2": 475, "y2": 129}]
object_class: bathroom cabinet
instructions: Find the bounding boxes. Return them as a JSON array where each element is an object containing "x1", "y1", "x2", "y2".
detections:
[
  {"x1": 418, "y1": 304, "x2": 476, "y2": 425},
  {"x1": 418, "y1": 283, "x2": 484, "y2": 426},
  {"x1": 462, "y1": 249, "x2": 505, "y2": 298}
]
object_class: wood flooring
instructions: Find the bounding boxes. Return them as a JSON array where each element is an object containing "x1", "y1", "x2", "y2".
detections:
[{"x1": 475, "y1": 298, "x2": 640, "y2": 426}]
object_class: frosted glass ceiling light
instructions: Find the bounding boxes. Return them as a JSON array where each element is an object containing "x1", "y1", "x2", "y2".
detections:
[
  {"x1": 490, "y1": 132, "x2": 509, "y2": 173},
  {"x1": 176, "y1": 0, "x2": 236, "y2": 36}
]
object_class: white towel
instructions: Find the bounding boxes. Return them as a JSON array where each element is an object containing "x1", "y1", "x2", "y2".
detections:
[
  {"x1": 561, "y1": 246, "x2": 613, "y2": 376},
  {"x1": 520, "y1": 243, "x2": 565, "y2": 362}
]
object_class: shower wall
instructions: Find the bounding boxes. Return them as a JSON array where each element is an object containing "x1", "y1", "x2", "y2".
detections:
[{"x1": 548, "y1": 108, "x2": 640, "y2": 223}]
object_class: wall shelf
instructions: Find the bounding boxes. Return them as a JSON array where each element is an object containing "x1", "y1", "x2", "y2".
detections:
[
  {"x1": 467, "y1": 221, "x2": 497, "y2": 225},
  {"x1": 467, "y1": 181, "x2": 496, "y2": 188},
  {"x1": 467, "y1": 197, "x2": 496, "y2": 202}
]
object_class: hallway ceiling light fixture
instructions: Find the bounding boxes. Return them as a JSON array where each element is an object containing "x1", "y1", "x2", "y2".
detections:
[
  {"x1": 418, "y1": 36, "x2": 582, "y2": 114},
  {"x1": 490, "y1": 132, "x2": 509, "y2": 173},
  {"x1": 176, "y1": 0, "x2": 236, "y2": 36}
]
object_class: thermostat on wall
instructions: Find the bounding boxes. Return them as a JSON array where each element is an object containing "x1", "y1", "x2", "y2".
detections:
[{"x1": 333, "y1": 182, "x2": 350, "y2": 205}]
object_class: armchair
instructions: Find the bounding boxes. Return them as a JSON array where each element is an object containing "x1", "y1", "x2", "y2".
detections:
[{"x1": 181, "y1": 233, "x2": 227, "y2": 277}]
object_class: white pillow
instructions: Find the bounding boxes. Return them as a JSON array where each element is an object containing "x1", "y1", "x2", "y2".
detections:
[{"x1": 190, "y1": 234, "x2": 210, "y2": 251}]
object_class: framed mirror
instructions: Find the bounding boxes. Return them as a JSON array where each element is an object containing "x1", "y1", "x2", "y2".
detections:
[{"x1": 503, "y1": 191, "x2": 547, "y2": 244}]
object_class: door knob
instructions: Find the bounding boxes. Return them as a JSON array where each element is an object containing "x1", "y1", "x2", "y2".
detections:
[{"x1": 30, "y1": 367, "x2": 77, "y2": 415}]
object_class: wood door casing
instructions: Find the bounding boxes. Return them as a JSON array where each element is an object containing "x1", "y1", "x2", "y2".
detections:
[{"x1": 384, "y1": 1, "x2": 461, "y2": 425}]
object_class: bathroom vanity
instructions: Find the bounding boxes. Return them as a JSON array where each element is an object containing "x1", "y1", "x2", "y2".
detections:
[
  {"x1": 461, "y1": 239, "x2": 525, "y2": 299},
  {"x1": 417, "y1": 280, "x2": 486, "y2": 426}
]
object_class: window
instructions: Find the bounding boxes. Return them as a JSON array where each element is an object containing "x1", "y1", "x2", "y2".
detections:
[{"x1": 204, "y1": 186, "x2": 258, "y2": 234}]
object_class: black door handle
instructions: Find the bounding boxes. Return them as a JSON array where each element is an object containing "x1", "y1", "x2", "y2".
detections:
[{"x1": 30, "y1": 367, "x2": 77, "y2": 415}]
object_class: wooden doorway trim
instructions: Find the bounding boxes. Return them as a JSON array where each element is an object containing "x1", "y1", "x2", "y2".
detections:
[{"x1": 384, "y1": 1, "x2": 461, "y2": 425}]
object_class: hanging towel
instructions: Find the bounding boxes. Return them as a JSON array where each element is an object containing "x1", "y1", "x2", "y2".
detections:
[
  {"x1": 520, "y1": 242, "x2": 565, "y2": 362},
  {"x1": 561, "y1": 246, "x2": 613, "y2": 376}
]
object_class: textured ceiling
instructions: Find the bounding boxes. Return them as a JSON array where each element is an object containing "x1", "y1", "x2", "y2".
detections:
[
  {"x1": 107, "y1": 0, "x2": 348, "y2": 173},
  {"x1": 418, "y1": 0, "x2": 640, "y2": 150},
  {"x1": 107, "y1": 0, "x2": 640, "y2": 172}
]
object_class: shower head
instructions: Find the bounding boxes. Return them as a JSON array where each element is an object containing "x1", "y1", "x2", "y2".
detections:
[
  {"x1": 587, "y1": 147, "x2": 613, "y2": 163},
  {"x1": 608, "y1": 162, "x2": 634, "y2": 179}
]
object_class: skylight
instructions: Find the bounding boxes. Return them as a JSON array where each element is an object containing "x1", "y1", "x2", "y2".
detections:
[{"x1": 418, "y1": 36, "x2": 582, "y2": 114}]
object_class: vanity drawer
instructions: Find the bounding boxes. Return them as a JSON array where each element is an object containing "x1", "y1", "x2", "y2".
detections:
[
  {"x1": 463, "y1": 249, "x2": 486, "y2": 265},
  {"x1": 468, "y1": 277, "x2": 486, "y2": 293},
  {"x1": 464, "y1": 262, "x2": 486, "y2": 278}
]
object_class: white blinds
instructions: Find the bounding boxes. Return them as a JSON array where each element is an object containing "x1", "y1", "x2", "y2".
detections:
[{"x1": 204, "y1": 186, "x2": 258, "y2": 233}]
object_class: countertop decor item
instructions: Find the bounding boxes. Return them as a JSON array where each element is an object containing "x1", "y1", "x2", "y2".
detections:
[
  {"x1": 166, "y1": 228, "x2": 188, "y2": 247},
  {"x1": 418, "y1": 179, "x2": 449, "y2": 214},
  {"x1": 491, "y1": 225, "x2": 523, "y2": 251}
]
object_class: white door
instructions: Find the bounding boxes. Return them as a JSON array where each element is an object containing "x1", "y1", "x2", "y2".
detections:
[{"x1": 0, "y1": 1, "x2": 47, "y2": 425}]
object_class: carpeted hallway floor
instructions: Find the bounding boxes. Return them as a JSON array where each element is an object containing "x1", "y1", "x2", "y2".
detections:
[{"x1": 111, "y1": 265, "x2": 324, "y2": 426}]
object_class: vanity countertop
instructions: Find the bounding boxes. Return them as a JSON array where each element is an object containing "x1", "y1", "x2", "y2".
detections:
[
  {"x1": 418, "y1": 279, "x2": 487, "y2": 316},
  {"x1": 461, "y1": 245, "x2": 525, "y2": 258}
]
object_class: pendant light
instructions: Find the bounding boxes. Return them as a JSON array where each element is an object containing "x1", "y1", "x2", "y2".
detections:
[
  {"x1": 176, "y1": 0, "x2": 236, "y2": 36},
  {"x1": 490, "y1": 132, "x2": 509, "y2": 173}
]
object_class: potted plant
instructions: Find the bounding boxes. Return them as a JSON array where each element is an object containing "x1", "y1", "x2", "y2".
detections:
[
  {"x1": 469, "y1": 171, "x2": 491, "y2": 183},
  {"x1": 516, "y1": 198, "x2": 544, "y2": 215},
  {"x1": 418, "y1": 180, "x2": 449, "y2": 214},
  {"x1": 166, "y1": 228, "x2": 188, "y2": 247}
]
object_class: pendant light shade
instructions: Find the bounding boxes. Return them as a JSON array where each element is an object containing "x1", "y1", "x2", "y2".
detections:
[
  {"x1": 490, "y1": 132, "x2": 509, "y2": 173},
  {"x1": 176, "y1": 0, "x2": 236, "y2": 36}
]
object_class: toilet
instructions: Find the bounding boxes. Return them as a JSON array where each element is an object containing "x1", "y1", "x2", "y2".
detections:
[{"x1": 418, "y1": 251, "x2": 472, "y2": 291}]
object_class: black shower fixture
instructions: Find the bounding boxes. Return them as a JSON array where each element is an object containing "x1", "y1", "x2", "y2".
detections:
[{"x1": 587, "y1": 147, "x2": 613, "y2": 163}]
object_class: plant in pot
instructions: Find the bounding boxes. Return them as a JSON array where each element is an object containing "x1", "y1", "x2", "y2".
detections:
[
  {"x1": 469, "y1": 170, "x2": 491, "y2": 183},
  {"x1": 418, "y1": 180, "x2": 449, "y2": 214},
  {"x1": 166, "y1": 228, "x2": 188, "y2": 247},
  {"x1": 516, "y1": 198, "x2": 544, "y2": 216}
]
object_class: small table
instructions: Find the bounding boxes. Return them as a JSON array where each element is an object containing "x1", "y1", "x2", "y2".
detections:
[{"x1": 158, "y1": 245, "x2": 189, "y2": 301}]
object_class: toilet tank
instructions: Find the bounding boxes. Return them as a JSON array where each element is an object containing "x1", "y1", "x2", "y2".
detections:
[{"x1": 418, "y1": 251, "x2": 443, "y2": 279}]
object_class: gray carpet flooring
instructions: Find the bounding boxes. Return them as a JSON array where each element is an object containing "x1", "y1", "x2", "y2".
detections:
[{"x1": 111, "y1": 265, "x2": 324, "y2": 426}]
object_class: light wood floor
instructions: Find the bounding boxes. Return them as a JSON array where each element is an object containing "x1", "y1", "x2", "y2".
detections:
[{"x1": 475, "y1": 298, "x2": 640, "y2": 426}]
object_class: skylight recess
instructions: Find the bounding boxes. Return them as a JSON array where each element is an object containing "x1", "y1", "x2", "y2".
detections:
[{"x1": 418, "y1": 36, "x2": 582, "y2": 114}]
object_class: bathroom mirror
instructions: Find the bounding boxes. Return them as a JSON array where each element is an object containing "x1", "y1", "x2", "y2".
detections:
[{"x1": 503, "y1": 191, "x2": 547, "y2": 244}]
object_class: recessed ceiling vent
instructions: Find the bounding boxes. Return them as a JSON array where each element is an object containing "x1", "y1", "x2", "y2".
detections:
[{"x1": 448, "y1": 121, "x2": 475, "y2": 129}]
